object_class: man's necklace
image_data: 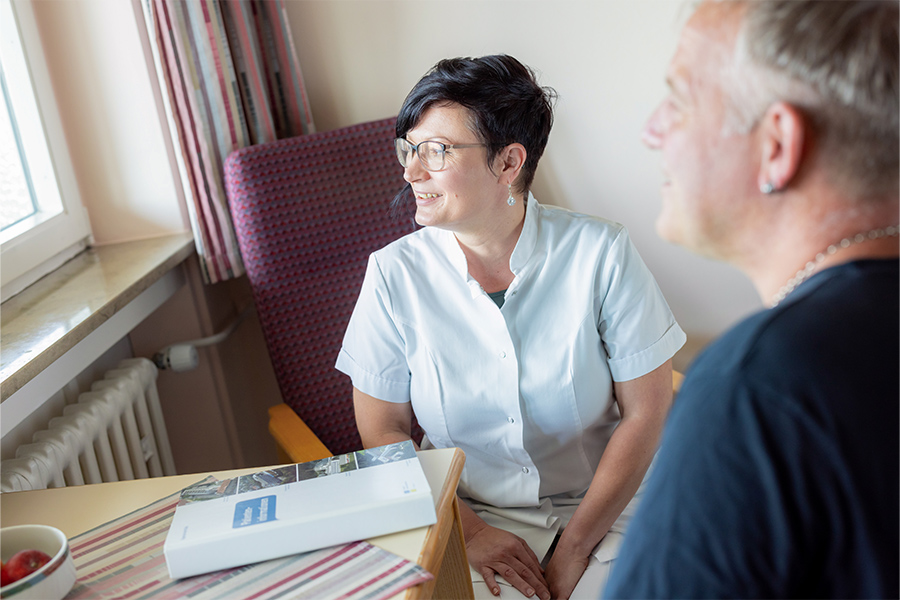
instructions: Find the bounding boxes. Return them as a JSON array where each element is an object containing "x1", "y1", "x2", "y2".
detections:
[{"x1": 770, "y1": 225, "x2": 899, "y2": 307}]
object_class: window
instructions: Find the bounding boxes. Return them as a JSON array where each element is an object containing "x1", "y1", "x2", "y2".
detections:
[
  {"x1": 0, "y1": 80, "x2": 37, "y2": 231},
  {"x1": 0, "y1": 0, "x2": 91, "y2": 302}
]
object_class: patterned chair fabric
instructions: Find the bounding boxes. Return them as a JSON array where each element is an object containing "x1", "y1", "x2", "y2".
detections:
[{"x1": 224, "y1": 117, "x2": 417, "y2": 455}]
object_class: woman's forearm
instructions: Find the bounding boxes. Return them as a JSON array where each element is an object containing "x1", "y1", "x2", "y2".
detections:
[
  {"x1": 556, "y1": 361, "x2": 673, "y2": 556},
  {"x1": 555, "y1": 413, "x2": 663, "y2": 556}
]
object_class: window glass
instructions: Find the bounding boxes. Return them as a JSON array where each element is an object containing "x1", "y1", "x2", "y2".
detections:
[
  {"x1": 0, "y1": 70, "x2": 39, "y2": 231},
  {"x1": 0, "y1": 0, "x2": 91, "y2": 301}
]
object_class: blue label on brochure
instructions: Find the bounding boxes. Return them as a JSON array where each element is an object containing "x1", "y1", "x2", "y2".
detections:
[{"x1": 233, "y1": 495, "x2": 277, "y2": 528}]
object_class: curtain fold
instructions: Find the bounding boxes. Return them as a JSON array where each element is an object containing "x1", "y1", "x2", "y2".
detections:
[{"x1": 145, "y1": 0, "x2": 314, "y2": 283}]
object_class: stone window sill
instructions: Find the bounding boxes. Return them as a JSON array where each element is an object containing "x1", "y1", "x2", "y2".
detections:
[{"x1": 1, "y1": 234, "x2": 194, "y2": 430}]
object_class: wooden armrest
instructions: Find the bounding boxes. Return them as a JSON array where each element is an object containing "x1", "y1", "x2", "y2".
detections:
[
  {"x1": 409, "y1": 448, "x2": 473, "y2": 600},
  {"x1": 268, "y1": 404, "x2": 332, "y2": 464},
  {"x1": 673, "y1": 370, "x2": 685, "y2": 395}
]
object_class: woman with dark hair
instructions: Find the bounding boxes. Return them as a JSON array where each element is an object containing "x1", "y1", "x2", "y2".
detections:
[{"x1": 336, "y1": 55, "x2": 685, "y2": 600}]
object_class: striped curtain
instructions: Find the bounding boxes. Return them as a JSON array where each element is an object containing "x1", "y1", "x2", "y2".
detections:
[{"x1": 144, "y1": 0, "x2": 314, "y2": 283}]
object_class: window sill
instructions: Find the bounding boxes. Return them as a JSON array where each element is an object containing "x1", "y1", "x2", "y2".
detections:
[{"x1": 0, "y1": 233, "x2": 195, "y2": 407}]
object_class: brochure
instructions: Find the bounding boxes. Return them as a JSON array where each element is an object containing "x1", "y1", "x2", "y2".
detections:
[{"x1": 163, "y1": 440, "x2": 436, "y2": 579}]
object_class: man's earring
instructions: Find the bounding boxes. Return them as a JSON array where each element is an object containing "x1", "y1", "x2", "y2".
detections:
[{"x1": 507, "y1": 184, "x2": 516, "y2": 206}]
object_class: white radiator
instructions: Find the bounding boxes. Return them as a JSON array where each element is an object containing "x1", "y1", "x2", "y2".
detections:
[{"x1": 0, "y1": 358, "x2": 176, "y2": 492}]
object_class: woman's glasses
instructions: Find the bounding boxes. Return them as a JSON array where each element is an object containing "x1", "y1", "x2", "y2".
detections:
[{"x1": 394, "y1": 138, "x2": 485, "y2": 172}]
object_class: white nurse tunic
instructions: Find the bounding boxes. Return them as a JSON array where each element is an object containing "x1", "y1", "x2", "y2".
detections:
[{"x1": 336, "y1": 194, "x2": 685, "y2": 514}]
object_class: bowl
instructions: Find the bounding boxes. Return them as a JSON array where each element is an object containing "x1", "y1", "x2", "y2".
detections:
[{"x1": 0, "y1": 525, "x2": 76, "y2": 600}]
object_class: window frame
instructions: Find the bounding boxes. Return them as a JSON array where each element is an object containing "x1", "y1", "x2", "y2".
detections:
[{"x1": 0, "y1": 0, "x2": 92, "y2": 302}]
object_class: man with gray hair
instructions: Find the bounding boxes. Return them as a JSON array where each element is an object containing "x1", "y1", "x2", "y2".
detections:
[{"x1": 605, "y1": 1, "x2": 898, "y2": 597}]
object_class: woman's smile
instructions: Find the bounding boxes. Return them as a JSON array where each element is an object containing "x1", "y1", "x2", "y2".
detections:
[{"x1": 415, "y1": 191, "x2": 443, "y2": 204}]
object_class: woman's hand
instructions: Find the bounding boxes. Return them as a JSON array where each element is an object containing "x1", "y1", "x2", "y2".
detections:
[
  {"x1": 466, "y1": 521, "x2": 550, "y2": 600},
  {"x1": 544, "y1": 542, "x2": 591, "y2": 600}
]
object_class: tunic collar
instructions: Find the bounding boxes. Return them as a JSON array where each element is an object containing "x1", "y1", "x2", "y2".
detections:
[{"x1": 438, "y1": 192, "x2": 541, "y2": 296}]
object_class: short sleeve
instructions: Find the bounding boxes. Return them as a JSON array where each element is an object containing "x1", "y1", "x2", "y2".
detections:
[
  {"x1": 335, "y1": 253, "x2": 411, "y2": 403},
  {"x1": 597, "y1": 228, "x2": 686, "y2": 381}
]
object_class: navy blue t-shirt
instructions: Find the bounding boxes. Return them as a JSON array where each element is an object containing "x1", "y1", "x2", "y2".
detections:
[{"x1": 606, "y1": 260, "x2": 899, "y2": 599}]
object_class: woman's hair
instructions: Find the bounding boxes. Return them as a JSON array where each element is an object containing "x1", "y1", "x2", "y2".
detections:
[
  {"x1": 395, "y1": 54, "x2": 557, "y2": 196},
  {"x1": 720, "y1": 0, "x2": 899, "y2": 200}
]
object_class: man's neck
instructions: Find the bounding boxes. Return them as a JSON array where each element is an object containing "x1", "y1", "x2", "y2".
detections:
[{"x1": 743, "y1": 195, "x2": 899, "y2": 306}]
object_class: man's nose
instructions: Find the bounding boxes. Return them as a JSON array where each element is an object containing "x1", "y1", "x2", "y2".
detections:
[{"x1": 641, "y1": 105, "x2": 665, "y2": 149}]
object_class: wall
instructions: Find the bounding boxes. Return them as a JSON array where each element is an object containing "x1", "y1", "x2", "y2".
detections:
[
  {"x1": 128, "y1": 261, "x2": 283, "y2": 473},
  {"x1": 30, "y1": 0, "x2": 189, "y2": 245},
  {"x1": 284, "y1": 0, "x2": 764, "y2": 364}
]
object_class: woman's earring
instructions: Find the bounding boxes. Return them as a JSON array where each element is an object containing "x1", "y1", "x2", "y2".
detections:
[
  {"x1": 760, "y1": 182, "x2": 776, "y2": 194},
  {"x1": 507, "y1": 184, "x2": 516, "y2": 207}
]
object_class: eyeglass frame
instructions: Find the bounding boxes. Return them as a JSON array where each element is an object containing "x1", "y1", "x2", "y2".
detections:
[{"x1": 394, "y1": 137, "x2": 487, "y2": 172}]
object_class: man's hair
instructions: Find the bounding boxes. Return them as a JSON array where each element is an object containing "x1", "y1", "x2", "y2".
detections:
[
  {"x1": 722, "y1": 0, "x2": 899, "y2": 200},
  {"x1": 395, "y1": 54, "x2": 557, "y2": 196}
]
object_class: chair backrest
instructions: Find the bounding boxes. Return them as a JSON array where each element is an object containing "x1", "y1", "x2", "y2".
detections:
[{"x1": 224, "y1": 117, "x2": 416, "y2": 455}]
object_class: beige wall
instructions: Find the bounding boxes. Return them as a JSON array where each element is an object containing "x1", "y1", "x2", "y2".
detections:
[
  {"x1": 285, "y1": 0, "x2": 763, "y2": 361},
  {"x1": 34, "y1": 0, "x2": 764, "y2": 358},
  {"x1": 20, "y1": 1, "x2": 769, "y2": 472},
  {"x1": 128, "y1": 261, "x2": 283, "y2": 472},
  {"x1": 30, "y1": 0, "x2": 189, "y2": 246}
]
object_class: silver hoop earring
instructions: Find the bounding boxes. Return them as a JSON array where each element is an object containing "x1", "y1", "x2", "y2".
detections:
[
  {"x1": 507, "y1": 184, "x2": 516, "y2": 207},
  {"x1": 760, "y1": 182, "x2": 775, "y2": 194}
]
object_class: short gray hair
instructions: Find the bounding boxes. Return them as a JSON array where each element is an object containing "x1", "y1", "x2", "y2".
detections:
[{"x1": 722, "y1": 0, "x2": 899, "y2": 200}]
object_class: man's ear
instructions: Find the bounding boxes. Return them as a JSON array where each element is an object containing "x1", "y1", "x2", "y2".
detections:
[
  {"x1": 499, "y1": 143, "x2": 527, "y2": 186},
  {"x1": 757, "y1": 101, "x2": 806, "y2": 192}
]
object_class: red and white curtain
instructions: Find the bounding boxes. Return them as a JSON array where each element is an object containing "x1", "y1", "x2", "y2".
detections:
[{"x1": 143, "y1": 0, "x2": 314, "y2": 283}]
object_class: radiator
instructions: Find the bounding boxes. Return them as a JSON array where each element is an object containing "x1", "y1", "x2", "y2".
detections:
[{"x1": 0, "y1": 358, "x2": 176, "y2": 492}]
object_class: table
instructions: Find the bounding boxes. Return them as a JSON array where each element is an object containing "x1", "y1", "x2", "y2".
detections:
[{"x1": 0, "y1": 447, "x2": 474, "y2": 600}]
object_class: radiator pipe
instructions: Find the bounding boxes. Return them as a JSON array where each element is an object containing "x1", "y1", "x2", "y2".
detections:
[{"x1": 152, "y1": 304, "x2": 255, "y2": 372}]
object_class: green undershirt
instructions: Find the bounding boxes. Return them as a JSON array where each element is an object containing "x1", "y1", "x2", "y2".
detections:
[{"x1": 488, "y1": 289, "x2": 507, "y2": 309}]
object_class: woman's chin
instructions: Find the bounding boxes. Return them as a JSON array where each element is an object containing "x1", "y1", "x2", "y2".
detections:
[{"x1": 414, "y1": 207, "x2": 441, "y2": 227}]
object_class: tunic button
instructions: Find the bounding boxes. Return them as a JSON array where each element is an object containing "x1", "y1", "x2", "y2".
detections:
[
  {"x1": 499, "y1": 351, "x2": 507, "y2": 358},
  {"x1": 522, "y1": 467, "x2": 529, "y2": 474},
  {"x1": 507, "y1": 417, "x2": 515, "y2": 424}
]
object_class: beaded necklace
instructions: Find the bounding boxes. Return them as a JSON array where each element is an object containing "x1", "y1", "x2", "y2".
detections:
[{"x1": 770, "y1": 225, "x2": 899, "y2": 306}]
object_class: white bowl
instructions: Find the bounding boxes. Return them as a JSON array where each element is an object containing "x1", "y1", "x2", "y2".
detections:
[{"x1": 0, "y1": 525, "x2": 76, "y2": 600}]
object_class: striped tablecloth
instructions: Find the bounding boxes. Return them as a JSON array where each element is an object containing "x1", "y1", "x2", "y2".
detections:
[{"x1": 63, "y1": 479, "x2": 433, "y2": 599}]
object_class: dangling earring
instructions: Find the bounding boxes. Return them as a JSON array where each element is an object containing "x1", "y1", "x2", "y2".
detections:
[{"x1": 507, "y1": 184, "x2": 516, "y2": 207}]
